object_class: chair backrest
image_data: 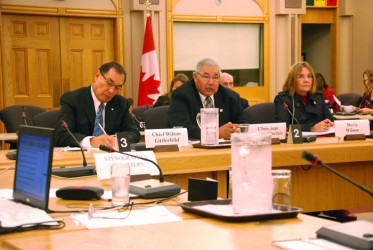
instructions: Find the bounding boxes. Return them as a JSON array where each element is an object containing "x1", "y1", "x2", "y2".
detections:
[
  {"x1": 143, "y1": 105, "x2": 169, "y2": 129},
  {"x1": 33, "y1": 110, "x2": 60, "y2": 129},
  {"x1": 336, "y1": 93, "x2": 362, "y2": 107},
  {"x1": 243, "y1": 102, "x2": 276, "y2": 124},
  {"x1": 0, "y1": 105, "x2": 46, "y2": 132}
]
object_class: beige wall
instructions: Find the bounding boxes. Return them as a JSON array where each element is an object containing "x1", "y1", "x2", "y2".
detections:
[
  {"x1": 3, "y1": 0, "x2": 373, "y2": 103},
  {"x1": 339, "y1": 0, "x2": 373, "y2": 94}
]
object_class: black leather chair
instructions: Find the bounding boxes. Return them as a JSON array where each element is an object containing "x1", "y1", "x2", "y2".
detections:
[
  {"x1": 0, "y1": 105, "x2": 46, "y2": 148},
  {"x1": 336, "y1": 93, "x2": 362, "y2": 107},
  {"x1": 243, "y1": 102, "x2": 276, "y2": 124},
  {"x1": 33, "y1": 110, "x2": 60, "y2": 129},
  {"x1": 132, "y1": 105, "x2": 152, "y2": 131},
  {"x1": 143, "y1": 105, "x2": 169, "y2": 129}
]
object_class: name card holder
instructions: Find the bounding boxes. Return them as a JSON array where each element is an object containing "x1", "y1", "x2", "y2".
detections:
[
  {"x1": 154, "y1": 144, "x2": 179, "y2": 152},
  {"x1": 344, "y1": 134, "x2": 366, "y2": 141}
]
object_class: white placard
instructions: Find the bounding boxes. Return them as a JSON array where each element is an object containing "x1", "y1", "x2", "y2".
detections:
[
  {"x1": 93, "y1": 151, "x2": 159, "y2": 180},
  {"x1": 248, "y1": 123, "x2": 287, "y2": 139},
  {"x1": 334, "y1": 120, "x2": 370, "y2": 138},
  {"x1": 144, "y1": 128, "x2": 188, "y2": 148}
]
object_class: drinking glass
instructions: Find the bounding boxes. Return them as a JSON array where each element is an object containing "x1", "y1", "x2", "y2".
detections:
[
  {"x1": 272, "y1": 169, "x2": 292, "y2": 210},
  {"x1": 111, "y1": 163, "x2": 131, "y2": 206}
]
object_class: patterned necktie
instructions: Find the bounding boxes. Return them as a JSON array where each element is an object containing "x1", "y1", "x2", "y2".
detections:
[
  {"x1": 205, "y1": 96, "x2": 214, "y2": 108},
  {"x1": 93, "y1": 103, "x2": 105, "y2": 136}
]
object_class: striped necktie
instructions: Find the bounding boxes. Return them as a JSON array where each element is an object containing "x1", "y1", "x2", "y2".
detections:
[
  {"x1": 93, "y1": 103, "x2": 104, "y2": 136},
  {"x1": 205, "y1": 96, "x2": 214, "y2": 108}
]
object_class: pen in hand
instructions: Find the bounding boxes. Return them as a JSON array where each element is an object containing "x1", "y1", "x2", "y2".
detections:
[{"x1": 97, "y1": 123, "x2": 107, "y2": 135}]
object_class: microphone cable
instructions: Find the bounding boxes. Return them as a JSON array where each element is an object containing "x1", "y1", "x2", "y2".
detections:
[{"x1": 0, "y1": 220, "x2": 65, "y2": 235}]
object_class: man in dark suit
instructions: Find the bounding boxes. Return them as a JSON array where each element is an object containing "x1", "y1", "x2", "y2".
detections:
[
  {"x1": 220, "y1": 72, "x2": 249, "y2": 109},
  {"x1": 168, "y1": 58, "x2": 248, "y2": 140},
  {"x1": 55, "y1": 62, "x2": 139, "y2": 148}
]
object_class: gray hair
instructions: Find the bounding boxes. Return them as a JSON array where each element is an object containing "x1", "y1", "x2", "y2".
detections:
[{"x1": 194, "y1": 58, "x2": 221, "y2": 74}]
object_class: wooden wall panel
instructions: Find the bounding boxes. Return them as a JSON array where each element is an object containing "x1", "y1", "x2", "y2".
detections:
[{"x1": 2, "y1": 14, "x2": 60, "y2": 108}]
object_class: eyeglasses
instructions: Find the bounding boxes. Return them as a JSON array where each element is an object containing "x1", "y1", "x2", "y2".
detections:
[
  {"x1": 196, "y1": 72, "x2": 220, "y2": 82},
  {"x1": 88, "y1": 203, "x2": 133, "y2": 220},
  {"x1": 297, "y1": 74, "x2": 313, "y2": 80},
  {"x1": 100, "y1": 71, "x2": 123, "y2": 90}
]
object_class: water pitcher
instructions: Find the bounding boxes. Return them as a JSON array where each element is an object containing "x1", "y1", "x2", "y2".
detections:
[
  {"x1": 196, "y1": 108, "x2": 219, "y2": 145},
  {"x1": 231, "y1": 132, "x2": 272, "y2": 214}
]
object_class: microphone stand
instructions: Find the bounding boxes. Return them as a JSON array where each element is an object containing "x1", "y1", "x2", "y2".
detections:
[
  {"x1": 99, "y1": 144, "x2": 180, "y2": 198},
  {"x1": 302, "y1": 150, "x2": 373, "y2": 197},
  {"x1": 51, "y1": 121, "x2": 96, "y2": 178}
]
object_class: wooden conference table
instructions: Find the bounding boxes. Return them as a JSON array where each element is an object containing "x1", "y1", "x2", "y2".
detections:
[
  {"x1": 0, "y1": 171, "x2": 339, "y2": 249},
  {"x1": 1, "y1": 136, "x2": 373, "y2": 212}
]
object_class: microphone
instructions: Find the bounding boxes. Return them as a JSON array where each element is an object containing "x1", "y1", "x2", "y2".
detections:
[
  {"x1": 99, "y1": 144, "x2": 180, "y2": 198},
  {"x1": 62, "y1": 121, "x2": 88, "y2": 166},
  {"x1": 51, "y1": 121, "x2": 96, "y2": 178},
  {"x1": 131, "y1": 112, "x2": 146, "y2": 129},
  {"x1": 21, "y1": 106, "x2": 28, "y2": 126},
  {"x1": 283, "y1": 102, "x2": 300, "y2": 125},
  {"x1": 301, "y1": 151, "x2": 373, "y2": 197}
]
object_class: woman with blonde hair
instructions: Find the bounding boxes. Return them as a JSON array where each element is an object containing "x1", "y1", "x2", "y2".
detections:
[
  {"x1": 356, "y1": 69, "x2": 373, "y2": 114},
  {"x1": 274, "y1": 61, "x2": 334, "y2": 132}
]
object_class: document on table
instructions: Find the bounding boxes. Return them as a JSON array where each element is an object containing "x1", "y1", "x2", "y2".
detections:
[
  {"x1": 0, "y1": 198, "x2": 55, "y2": 227},
  {"x1": 273, "y1": 238, "x2": 355, "y2": 250},
  {"x1": 302, "y1": 127, "x2": 335, "y2": 136},
  {"x1": 70, "y1": 205, "x2": 182, "y2": 229}
]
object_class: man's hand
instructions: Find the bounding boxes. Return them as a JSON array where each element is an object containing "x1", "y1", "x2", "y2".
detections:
[
  {"x1": 90, "y1": 134, "x2": 116, "y2": 148},
  {"x1": 219, "y1": 122, "x2": 239, "y2": 139}
]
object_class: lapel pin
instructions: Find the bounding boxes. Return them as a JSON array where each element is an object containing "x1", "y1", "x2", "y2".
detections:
[{"x1": 220, "y1": 109, "x2": 223, "y2": 112}]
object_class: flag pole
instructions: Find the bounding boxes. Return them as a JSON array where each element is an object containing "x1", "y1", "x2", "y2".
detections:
[{"x1": 144, "y1": 0, "x2": 152, "y2": 15}]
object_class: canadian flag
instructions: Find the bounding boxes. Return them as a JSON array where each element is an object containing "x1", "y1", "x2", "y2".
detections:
[{"x1": 137, "y1": 14, "x2": 161, "y2": 106}]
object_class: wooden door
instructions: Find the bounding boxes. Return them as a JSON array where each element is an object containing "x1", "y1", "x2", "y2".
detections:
[
  {"x1": 60, "y1": 17, "x2": 114, "y2": 95},
  {"x1": 2, "y1": 14, "x2": 61, "y2": 108}
]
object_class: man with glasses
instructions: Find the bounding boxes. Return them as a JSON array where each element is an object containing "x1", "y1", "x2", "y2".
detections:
[
  {"x1": 55, "y1": 61, "x2": 139, "y2": 148},
  {"x1": 168, "y1": 58, "x2": 248, "y2": 140}
]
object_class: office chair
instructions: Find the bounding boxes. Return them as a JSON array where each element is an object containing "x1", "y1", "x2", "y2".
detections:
[
  {"x1": 33, "y1": 110, "x2": 60, "y2": 129},
  {"x1": 243, "y1": 102, "x2": 276, "y2": 124},
  {"x1": 143, "y1": 105, "x2": 170, "y2": 129},
  {"x1": 0, "y1": 105, "x2": 46, "y2": 148},
  {"x1": 336, "y1": 93, "x2": 362, "y2": 107}
]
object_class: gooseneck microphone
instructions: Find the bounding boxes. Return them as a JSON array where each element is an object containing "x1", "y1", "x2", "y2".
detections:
[
  {"x1": 301, "y1": 151, "x2": 373, "y2": 197},
  {"x1": 62, "y1": 121, "x2": 88, "y2": 167},
  {"x1": 99, "y1": 144, "x2": 180, "y2": 198},
  {"x1": 283, "y1": 102, "x2": 300, "y2": 125},
  {"x1": 21, "y1": 106, "x2": 28, "y2": 126},
  {"x1": 51, "y1": 121, "x2": 96, "y2": 178}
]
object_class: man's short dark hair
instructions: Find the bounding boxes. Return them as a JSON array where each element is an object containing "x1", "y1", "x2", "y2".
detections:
[{"x1": 99, "y1": 62, "x2": 127, "y2": 83}]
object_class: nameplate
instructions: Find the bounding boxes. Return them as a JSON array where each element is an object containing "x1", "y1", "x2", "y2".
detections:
[
  {"x1": 93, "y1": 151, "x2": 159, "y2": 180},
  {"x1": 144, "y1": 128, "x2": 188, "y2": 148},
  {"x1": 334, "y1": 120, "x2": 370, "y2": 138},
  {"x1": 248, "y1": 123, "x2": 286, "y2": 139}
]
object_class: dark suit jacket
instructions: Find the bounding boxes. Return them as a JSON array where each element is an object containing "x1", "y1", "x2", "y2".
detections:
[
  {"x1": 274, "y1": 90, "x2": 334, "y2": 131},
  {"x1": 240, "y1": 97, "x2": 249, "y2": 109},
  {"x1": 168, "y1": 80, "x2": 248, "y2": 139},
  {"x1": 55, "y1": 86, "x2": 140, "y2": 147}
]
